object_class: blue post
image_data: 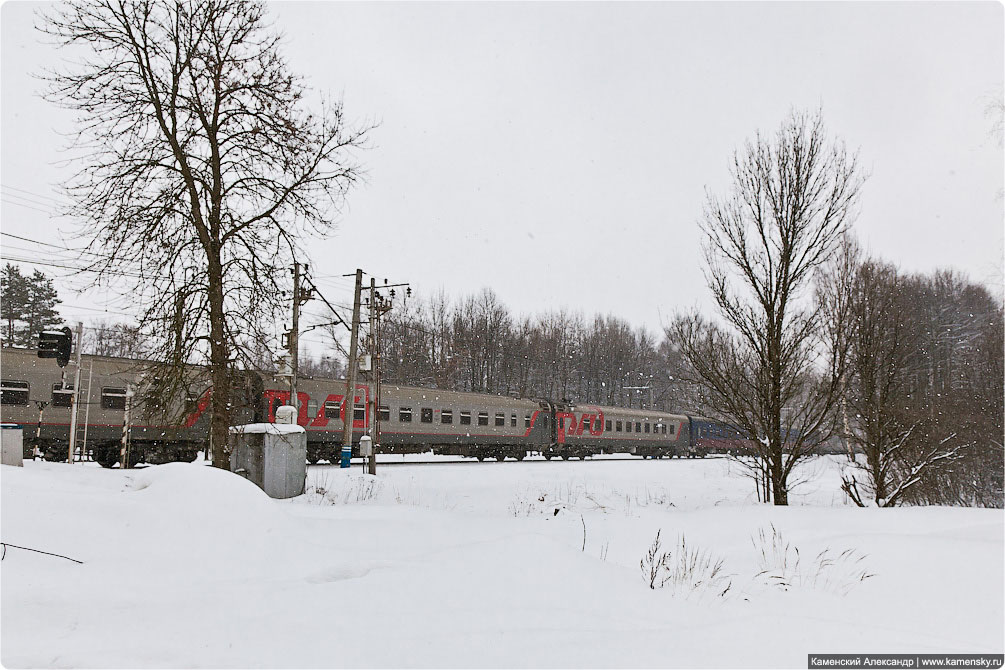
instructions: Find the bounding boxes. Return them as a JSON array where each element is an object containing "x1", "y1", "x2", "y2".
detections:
[{"x1": 340, "y1": 445, "x2": 352, "y2": 469}]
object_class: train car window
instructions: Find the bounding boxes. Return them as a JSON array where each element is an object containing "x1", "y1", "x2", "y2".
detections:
[
  {"x1": 635, "y1": 422, "x2": 641, "y2": 433},
  {"x1": 663, "y1": 425, "x2": 668, "y2": 435},
  {"x1": 645, "y1": 423, "x2": 650, "y2": 434},
  {"x1": 324, "y1": 400, "x2": 340, "y2": 419},
  {"x1": 378, "y1": 405, "x2": 390, "y2": 421},
  {"x1": 606, "y1": 419, "x2": 612, "y2": 431},
  {"x1": 307, "y1": 400, "x2": 318, "y2": 419},
  {"x1": 1, "y1": 380, "x2": 29, "y2": 406},
  {"x1": 558, "y1": 417, "x2": 564, "y2": 429},
  {"x1": 421, "y1": 407, "x2": 433, "y2": 423},
  {"x1": 51, "y1": 383, "x2": 74, "y2": 408},
  {"x1": 399, "y1": 407, "x2": 412, "y2": 422},
  {"x1": 495, "y1": 412, "x2": 505, "y2": 427},
  {"x1": 615, "y1": 420, "x2": 622, "y2": 432},
  {"x1": 478, "y1": 411, "x2": 489, "y2": 426},
  {"x1": 101, "y1": 387, "x2": 127, "y2": 410},
  {"x1": 524, "y1": 414, "x2": 531, "y2": 428},
  {"x1": 441, "y1": 409, "x2": 453, "y2": 424},
  {"x1": 510, "y1": 413, "x2": 517, "y2": 427},
  {"x1": 353, "y1": 404, "x2": 365, "y2": 422},
  {"x1": 460, "y1": 411, "x2": 472, "y2": 425},
  {"x1": 594, "y1": 417, "x2": 603, "y2": 432}
]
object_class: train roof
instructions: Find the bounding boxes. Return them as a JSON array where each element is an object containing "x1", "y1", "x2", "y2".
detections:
[
  {"x1": 564, "y1": 402, "x2": 687, "y2": 422},
  {"x1": 1, "y1": 346, "x2": 204, "y2": 373}
]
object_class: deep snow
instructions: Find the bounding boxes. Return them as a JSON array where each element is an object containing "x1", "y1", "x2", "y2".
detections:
[{"x1": 2, "y1": 455, "x2": 1002, "y2": 668}]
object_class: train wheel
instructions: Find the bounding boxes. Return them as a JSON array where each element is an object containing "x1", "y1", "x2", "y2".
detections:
[
  {"x1": 514, "y1": 452, "x2": 525, "y2": 461},
  {"x1": 42, "y1": 445, "x2": 68, "y2": 462},
  {"x1": 495, "y1": 455, "x2": 506, "y2": 462},
  {"x1": 476, "y1": 455, "x2": 485, "y2": 462},
  {"x1": 92, "y1": 445, "x2": 118, "y2": 469},
  {"x1": 543, "y1": 454, "x2": 553, "y2": 460}
]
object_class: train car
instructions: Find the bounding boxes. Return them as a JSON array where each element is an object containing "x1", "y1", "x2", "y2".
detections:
[
  {"x1": 552, "y1": 402, "x2": 691, "y2": 459},
  {"x1": 2, "y1": 347, "x2": 552, "y2": 465},
  {"x1": 0, "y1": 347, "x2": 219, "y2": 466},
  {"x1": 8, "y1": 346, "x2": 769, "y2": 467},
  {"x1": 687, "y1": 416, "x2": 758, "y2": 456},
  {"x1": 251, "y1": 379, "x2": 551, "y2": 462}
]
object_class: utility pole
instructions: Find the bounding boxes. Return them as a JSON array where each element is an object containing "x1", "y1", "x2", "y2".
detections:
[
  {"x1": 341, "y1": 269, "x2": 364, "y2": 460},
  {"x1": 81, "y1": 361, "x2": 93, "y2": 458},
  {"x1": 370, "y1": 279, "x2": 408, "y2": 475},
  {"x1": 289, "y1": 262, "x2": 302, "y2": 415},
  {"x1": 119, "y1": 384, "x2": 134, "y2": 468},
  {"x1": 67, "y1": 321, "x2": 83, "y2": 463},
  {"x1": 367, "y1": 278, "x2": 377, "y2": 474}
]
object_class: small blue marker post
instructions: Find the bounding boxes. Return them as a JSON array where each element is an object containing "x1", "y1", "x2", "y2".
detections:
[{"x1": 340, "y1": 445, "x2": 352, "y2": 468}]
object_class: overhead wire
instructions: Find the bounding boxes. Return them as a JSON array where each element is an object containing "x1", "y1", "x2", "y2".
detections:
[{"x1": 1, "y1": 184, "x2": 69, "y2": 205}]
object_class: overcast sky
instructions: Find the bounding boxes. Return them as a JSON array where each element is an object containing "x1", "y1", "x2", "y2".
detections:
[{"x1": 2, "y1": 1, "x2": 1002, "y2": 354}]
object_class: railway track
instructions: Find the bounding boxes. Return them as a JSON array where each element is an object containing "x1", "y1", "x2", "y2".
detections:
[{"x1": 309, "y1": 454, "x2": 723, "y2": 468}]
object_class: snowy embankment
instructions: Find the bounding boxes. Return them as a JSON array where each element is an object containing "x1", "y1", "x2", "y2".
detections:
[{"x1": 2, "y1": 456, "x2": 1002, "y2": 668}]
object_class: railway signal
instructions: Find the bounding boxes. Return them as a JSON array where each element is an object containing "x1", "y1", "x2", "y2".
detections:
[{"x1": 38, "y1": 326, "x2": 72, "y2": 367}]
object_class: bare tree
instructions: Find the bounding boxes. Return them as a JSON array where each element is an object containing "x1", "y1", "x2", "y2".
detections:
[
  {"x1": 898, "y1": 272, "x2": 1003, "y2": 507},
  {"x1": 42, "y1": 0, "x2": 371, "y2": 468},
  {"x1": 668, "y1": 110, "x2": 864, "y2": 504},
  {"x1": 819, "y1": 246, "x2": 1003, "y2": 508},
  {"x1": 85, "y1": 321, "x2": 148, "y2": 359},
  {"x1": 830, "y1": 258, "x2": 933, "y2": 506}
]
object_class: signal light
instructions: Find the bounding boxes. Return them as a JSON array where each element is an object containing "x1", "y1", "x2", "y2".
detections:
[{"x1": 38, "y1": 326, "x2": 72, "y2": 367}]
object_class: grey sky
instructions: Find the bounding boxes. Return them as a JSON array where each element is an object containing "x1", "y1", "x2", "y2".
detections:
[{"x1": 2, "y1": 1, "x2": 1002, "y2": 353}]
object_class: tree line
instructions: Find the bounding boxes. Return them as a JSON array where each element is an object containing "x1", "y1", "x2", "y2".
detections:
[
  {"x1": 363, "y1": 253, "x2": 1002, "y2": 509},
  {"x1": 361, "y1": 288, "x2": 690, "y2": 411}
]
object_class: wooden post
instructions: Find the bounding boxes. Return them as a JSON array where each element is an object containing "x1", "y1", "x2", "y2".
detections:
[
  {"x1": 341, "y1": 270, "x2": 363, "y2": 461},
  {"x1": 67, "y1": 322, "x2": 83, "y2": 463}
]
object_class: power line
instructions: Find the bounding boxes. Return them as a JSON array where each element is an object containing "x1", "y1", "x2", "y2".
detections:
[
  {"x1": 58, "y1": 303, "x2": 139, "y2": 318},
  {"x1": 1, "y1": 184, "x2": 69, "y2": 205},
  {"x1": 0, "y1": 254, "x2": 148, "y2": 280},
  {"x1": 0, "y1": 231, "x2": 98, "y2": 256},
  {"x1": 0, "y1": 243, "x2": 85, "y2": 261},
  {"x1": 1, "y1": 198, "x2": 59, "y2": 216},
  {"x1": 1, "y1": 190, "x2": 62, "y2": 211}
]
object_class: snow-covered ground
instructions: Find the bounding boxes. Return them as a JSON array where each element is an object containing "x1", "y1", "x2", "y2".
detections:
[{"x1": 2, "y1": 455, "x2": 1002, "y2": 668}]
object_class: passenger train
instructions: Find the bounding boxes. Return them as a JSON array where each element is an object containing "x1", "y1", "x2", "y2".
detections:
[{"x1": 0, "y1": 347, "x2": 748, "y2": 467}]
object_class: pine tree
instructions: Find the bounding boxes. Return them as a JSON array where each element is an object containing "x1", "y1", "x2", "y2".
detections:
[
  {"x1": 0, "y1": 264, "x2": 62, "y2": 347},
  {"x1": 1, "y1": 264, "x2": 29, "y2": 345},
  {"x1": 23, "y1": 270, "x2": 63, "y2": 346}
]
